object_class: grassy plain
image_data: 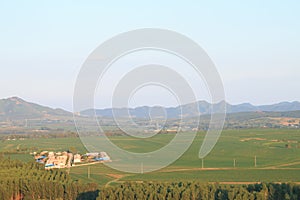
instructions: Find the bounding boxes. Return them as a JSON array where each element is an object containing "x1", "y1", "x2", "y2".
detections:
[{"x1": 1, "y1": 128, "x2": 300, "y2": 186}]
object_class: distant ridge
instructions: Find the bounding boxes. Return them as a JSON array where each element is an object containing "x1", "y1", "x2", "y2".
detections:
[
  {"x1": 0, "y1": 97, "x2": 300, "y2": 120},
  {"x1": 81, "y1": 100, "x2": 300, "y2": 119},
  {"x1": 0, "y1": 97, "x2": 71, "y2": 120}
]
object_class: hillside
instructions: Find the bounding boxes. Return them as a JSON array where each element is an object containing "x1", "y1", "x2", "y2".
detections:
[
  {"x1": 81, "y1": 101, "x2": 300, "y2": 119},
  {"x1": 0, "y1": 97, "x2": 71, "y2": 120}
]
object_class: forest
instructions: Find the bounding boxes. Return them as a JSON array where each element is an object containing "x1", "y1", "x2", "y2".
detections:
[
  {"x1": 0, "y1": 158, "x2": 98, "y2": 200},
  {"x1": 99, "y1": 182, "x2": 300, "y2": 200},
  {"x1": 1, "y1": 157, "x2": 300, "y2": 200}
]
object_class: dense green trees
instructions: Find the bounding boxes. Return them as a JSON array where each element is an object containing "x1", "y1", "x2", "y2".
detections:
[
  {"x1": 1, "y1": 157, "x2": 300, "y2": 199},
  {"x1": 97, "y1": 182, "x2": 300, "y2": 200},
  {"x1": 0, "y1": 158, "x2": 98, "y2": 200}
]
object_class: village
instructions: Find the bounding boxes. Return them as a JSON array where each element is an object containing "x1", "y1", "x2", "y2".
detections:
[{"x1": 33, "y1": 150, "x2": 111, "y2": 169}]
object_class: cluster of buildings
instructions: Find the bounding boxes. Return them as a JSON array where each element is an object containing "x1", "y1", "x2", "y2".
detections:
[{"x1": 34, "y1": 151, "x2": 110, "y2": 169}]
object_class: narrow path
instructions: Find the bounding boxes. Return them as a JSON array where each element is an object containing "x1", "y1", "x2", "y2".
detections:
[
  {"x1": 157, "y1": 165, "x2": 300, "y2": 173},
  {"x1": 71, "y1": 161, "x2": 104, "y2": 167},
  {"x1": 159, "y1": 167, "x2": 237, "y2": 173},
  {"x1": 262, "y1": 161, "x2": 300, "y2": 169},
  {"x1": 105, "y1": 174, "x2": 127, "y2": 187}
]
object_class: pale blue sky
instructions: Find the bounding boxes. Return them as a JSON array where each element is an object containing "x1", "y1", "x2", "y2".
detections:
[{"x1": 0, "y1": 1, "x2": 299, "y2": 111}]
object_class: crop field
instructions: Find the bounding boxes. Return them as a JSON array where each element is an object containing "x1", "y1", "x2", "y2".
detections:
[
  {"x1": 1, "y1": 128, "x2": 300, "y2": 186},
  {"x1": 0, "y1": 137, "x2": 87, "y2": 153}
]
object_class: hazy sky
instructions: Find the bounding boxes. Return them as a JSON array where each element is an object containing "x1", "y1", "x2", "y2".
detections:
[{"x1": 1, "y1": 1, "x2": 299, "y2": 111}]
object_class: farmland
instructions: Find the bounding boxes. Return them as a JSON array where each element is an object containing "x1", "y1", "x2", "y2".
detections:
[{"x1": 1, "y1": 128, "x2": 300, "y2": 186}]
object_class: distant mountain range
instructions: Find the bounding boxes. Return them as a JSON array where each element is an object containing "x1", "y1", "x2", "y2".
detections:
[
  {"x1": 81, "y1": 100, "x2": 300, "y2": 119},
  {"x1": 1, "y1": 97, "x2": 300, "y2": 120}
]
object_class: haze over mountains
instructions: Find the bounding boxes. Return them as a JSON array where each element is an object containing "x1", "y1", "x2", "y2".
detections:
[
  {"x1": 81, "y1": 101, "x2": 300, "y2": 119},
  {"x1": 1, "y1": 96, "x2": 300, "y2": 120}
]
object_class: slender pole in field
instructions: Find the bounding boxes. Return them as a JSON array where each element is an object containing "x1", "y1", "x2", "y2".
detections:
[
  {"x1": 201, "y1": 158, "x2": 204, "y2": 169},
  {"x1": 233, "y1": 158, "x2": 236, "y2": 168},
  {"x1": 20, "y1": 178, "x2": 22, "y2": 195},
  {"x1": 88, "y1": 166, "x2": 90, "y2": 179},
  {"x1": 254, "y1": 156, "x2": 257, "y2": 167},
  {"x1": 141, "y1": 162, "x2": 143, "y2": 174}
]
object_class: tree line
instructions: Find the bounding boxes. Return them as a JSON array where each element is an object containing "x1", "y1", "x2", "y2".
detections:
[
  {"x1": 1, "y1": 157, "x2": 300, "y2": 199},
  {"x1": 98, "y1": 181, "x2": 300, "y2": 200},
  {"x1": 0, "y1": 158, "x2": 98, "y2": 200}
]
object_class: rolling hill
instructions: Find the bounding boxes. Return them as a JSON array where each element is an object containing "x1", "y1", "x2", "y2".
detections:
[
  {"x1": 81, "y1": 101, "x2": 300, "y2": 119},
  {"x1": 0, "y1": 97, "x2": 71, "y2": 120},
  {"x1": 1, "y1": 96, "x2": 300, "y2": 123}
]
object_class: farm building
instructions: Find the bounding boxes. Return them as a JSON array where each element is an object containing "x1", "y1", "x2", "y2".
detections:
[
  {"x1": 73, "y1": 154, "x2": 81, "y2": 163},
  {"x1": 85, "y1": 152, "x2": 100, "y2": 157},
  {"x1": 45, "y1": 151, "x2": 71, "y2": 169},
  {"x1": 100, "y1": 152, "x2": 110, "y2": 161},
  {"x1": 93, "y1": 152, "x2": 111, "y2": 161}
]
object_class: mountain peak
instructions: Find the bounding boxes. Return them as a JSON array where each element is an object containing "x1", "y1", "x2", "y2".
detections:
[
  {"x1": 0, "y1": 96, "x2": 71, "y2": 120},
  {"x1": 7, "y1": 96, "x2": 25, "y2": 102},
  {"x1": 6, "y1": 97, "x2": 26, "y2": 104}
]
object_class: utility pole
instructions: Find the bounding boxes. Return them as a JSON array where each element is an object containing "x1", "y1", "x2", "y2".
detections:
[
  {"x1": 201, "y1": 158, "x2": 204, "y2": 169},
  {"x1": 254, "y1": 156, "x2": 257, "y2": 167},
  {"x1": 20, "y1": 178, "x2": 22, "y2": 193},
  {"x1": 233, "y1": 158, "x2": 236, "y2": 168},
  {"x1": 141, "y1": 162, "x2": 144, "y2": 174}
]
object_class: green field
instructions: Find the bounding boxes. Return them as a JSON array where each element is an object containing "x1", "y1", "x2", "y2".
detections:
[
  {"x1": 1, "y1": 128, "x2": 300, "y2": 186},
  {"x1": 0, "y1": 137, "x2": 87, "y2": 153}
]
